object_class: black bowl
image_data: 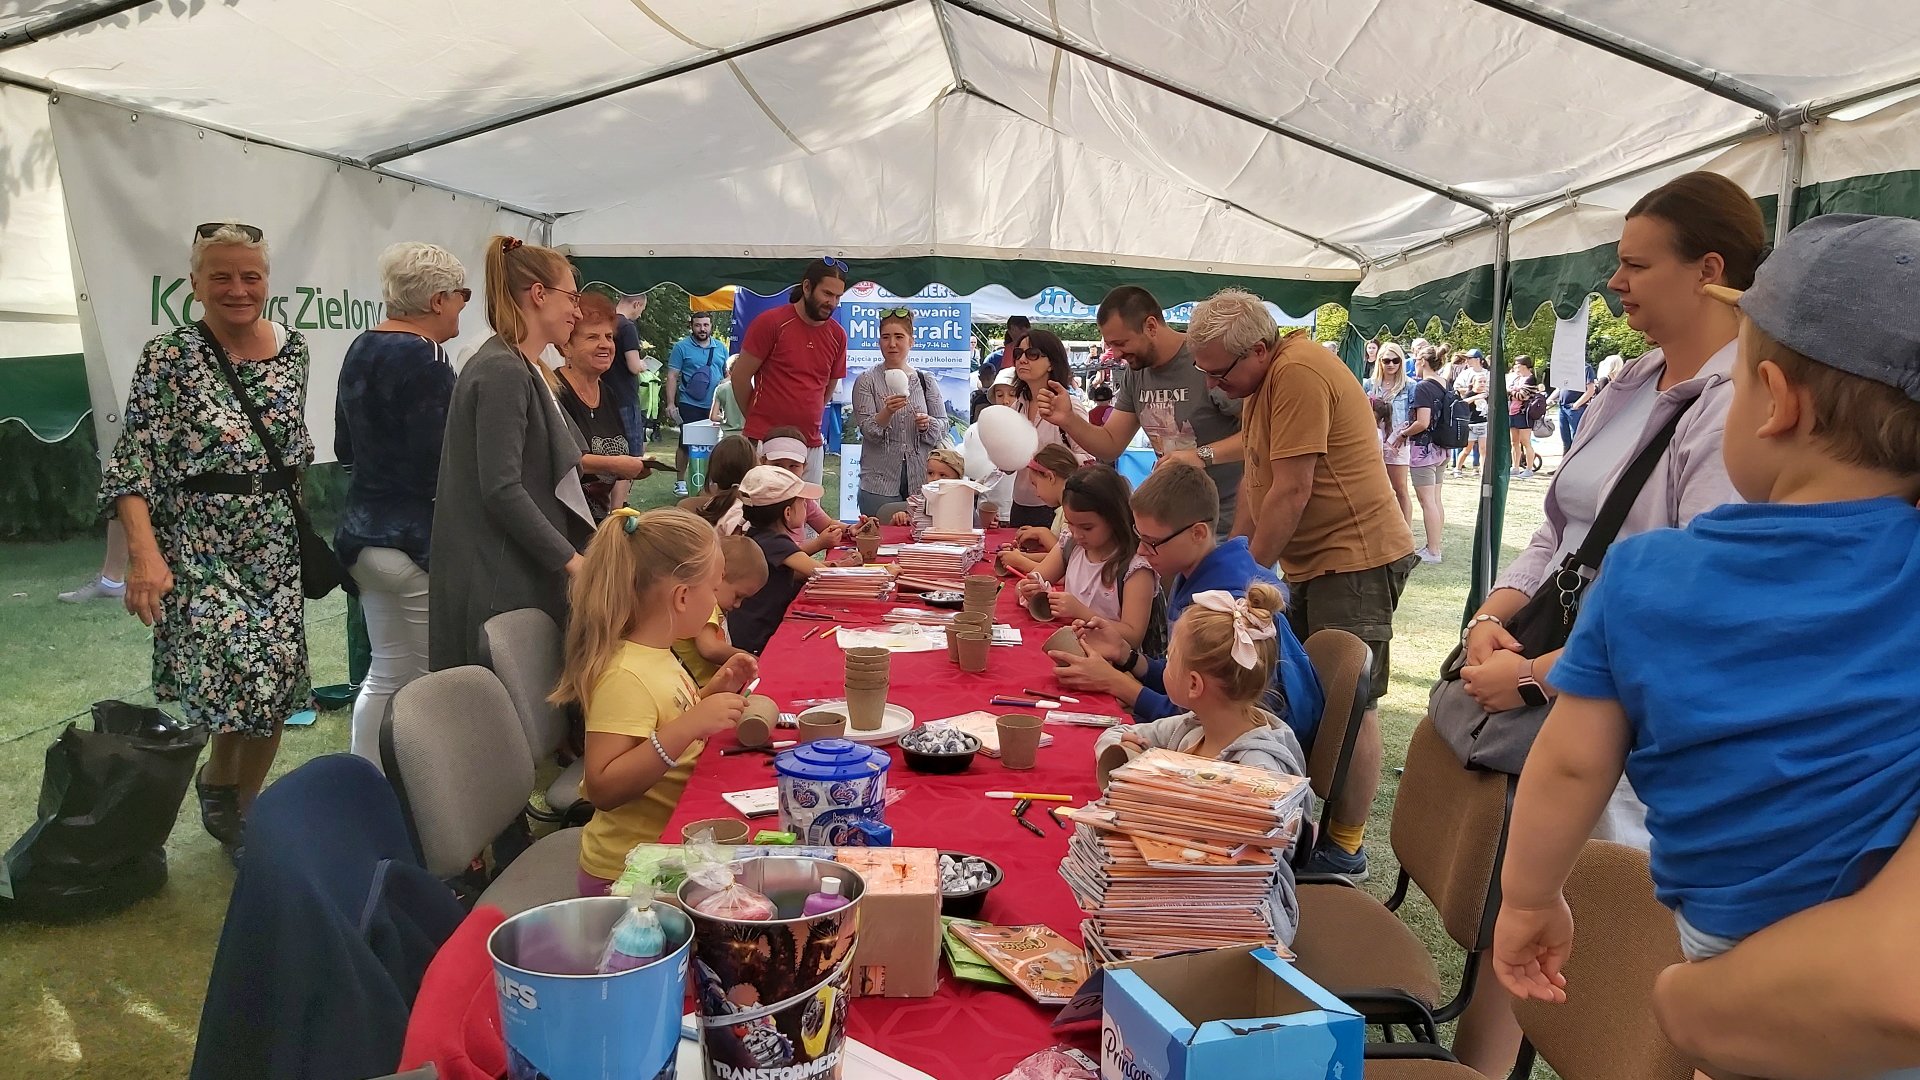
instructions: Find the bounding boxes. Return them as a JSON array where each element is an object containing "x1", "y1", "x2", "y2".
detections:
[
  {"x1": 899, "y1": 729, "x2": 979, "y2": 774},
  {"x1": 937, "y1": 849, "x2": 1004, "y2": 918}
]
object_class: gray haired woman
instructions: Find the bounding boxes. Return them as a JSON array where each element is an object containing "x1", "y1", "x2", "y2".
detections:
[
  {"x1": 849, "y1": 308, "x2": 949, "y2": 517},
  {"x1": 102, "y1": 222, "x2": 310, "y2": 860},
  {"x1": 333, "y1": 242, "x2": 469, "y2": 767}
]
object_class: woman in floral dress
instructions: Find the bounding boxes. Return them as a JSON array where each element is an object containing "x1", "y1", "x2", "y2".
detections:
[{"x1": 102, "y1": 223, "x2": 311, "y2": 859}]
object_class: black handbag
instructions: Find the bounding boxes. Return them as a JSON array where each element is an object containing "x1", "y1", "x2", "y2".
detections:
[
  {"x1": 198, "y1": 322, "x2": 356, "y2": 600},
  {"x1": 1429, "y1": 393, "x2": 1700, "y2": 773}
]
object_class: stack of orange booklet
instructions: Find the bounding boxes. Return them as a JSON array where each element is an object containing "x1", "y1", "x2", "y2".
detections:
[{"x1": 1058, "y1": 748, "x2": 1311, "y2": 962}]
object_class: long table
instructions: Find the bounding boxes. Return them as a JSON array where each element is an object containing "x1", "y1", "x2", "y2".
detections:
[{"x1": 664, "y1": 527, "x2": 1117, "y2": 1078}]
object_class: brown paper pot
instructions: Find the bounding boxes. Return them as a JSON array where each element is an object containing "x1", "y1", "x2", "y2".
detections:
[
  {"x1": 996, "y1": 713, "x2": 1043, "y2": 770},
  {"x1": 956, "y1": 631, "x2": 990, "y2": 673},
  {"x1": 846, "y1": 685, "x2": 888, "y2": 730},
  {"x1": 680, "y1": 817, "x2": 751, "y2": 845},
  {"x1": 1026, "y1": 590, "x2": 1055, "y2": 622},
  {"x1": 798, "y1": 709, "x2": 847, "y2": 742},
  {"x1": 1044, "y1": 627, "x2": 1085, "y2": 664},
  {"x1": 845, "y1": 646, "x2": 890, "y2": 665},
  {"x1": 1096, "y1": 742, "x2": 1141, "y2": 788},
  {"x1": 945, "y1": 631, "x2": 961, "y2": 664},
  {"x1": 843, "y1": 664, "x2": 891, "y2": 685},
  {"x1": 978, "y1": 504, "x2": 1001, "y2": 530},
  {"x1": 856, "y1": 534, "x2": 882, "y2": 561},
  {"x1": 736, "y1": 714, "x2": 772, "y2": 749}
]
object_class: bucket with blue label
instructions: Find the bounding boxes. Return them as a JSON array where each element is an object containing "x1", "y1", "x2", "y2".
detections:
[
  {"x1": 488, "y1": 896, "x2": 694, "y2": 1080},
  {"x1": 681, "y1": 856, "x2": 865, "y2": 1080}
]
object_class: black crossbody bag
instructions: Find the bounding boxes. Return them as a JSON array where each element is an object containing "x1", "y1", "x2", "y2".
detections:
[
  {"x1": 1429, "y1": 393, "x2": 1700, "y2": 773},
  {"x1": 198, "y1": 322, "x2": 355, "y2": 600}
]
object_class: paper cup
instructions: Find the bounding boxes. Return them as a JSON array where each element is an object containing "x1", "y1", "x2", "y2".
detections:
[
  {"x1": 797, "y1": 710, "x2": 847, "y2": 742},
  {"x1": 681, "y1": 817, "x2": 753, "y2": 845},
  {"x1": 738, "y1": 695, "x2": 780, "y2": 748},
  {"x1": 845, "y1": 686, "x2": 887, "y2": 731},
  {"x1": 490, "y1": 897, "x2": 693, "y2": 1080},
  {"x1": 1044, "y1": 627, "x2": 1085, "y2": 664},
  {"x1": 996, "y1": 713, "x2": 1043, "y2": 770},
  {"x1": 682, "y1": 857, "x2": 864, "y2": 1080},
  {"x1": 1026, "y1": 590, "x2": 1055, "y2": 622},
  {"x1": 956, "y1": 631, "x2": 990, "y2": 673}
]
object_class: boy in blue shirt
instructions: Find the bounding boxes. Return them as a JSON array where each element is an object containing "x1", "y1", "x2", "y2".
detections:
[{"x1": 1494, "y1": 216, "x2": 1920, "y2": 1046}]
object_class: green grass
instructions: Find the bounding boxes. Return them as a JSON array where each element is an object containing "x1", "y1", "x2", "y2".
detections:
[{"x1": 0, "y1": 445, "x2": 1549, "y2": 1078}]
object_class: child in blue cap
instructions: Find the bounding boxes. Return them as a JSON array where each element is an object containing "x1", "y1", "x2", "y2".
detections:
[{"x1": 1492, "y1": 215, "x2": 1920, "y2": 1075}]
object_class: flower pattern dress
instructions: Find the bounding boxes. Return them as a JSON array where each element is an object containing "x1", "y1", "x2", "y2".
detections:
[{"x1": 100, "y1": 323, "x2": 313, "y2": 736}]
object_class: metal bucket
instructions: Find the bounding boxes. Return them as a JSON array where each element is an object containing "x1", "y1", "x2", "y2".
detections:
[
  {"x1": 680, "y1": 856, "x2": 866, "y2": 1080},
  {"x1": 489, "y1": 896, "x2": 694, "y2": 1080}
]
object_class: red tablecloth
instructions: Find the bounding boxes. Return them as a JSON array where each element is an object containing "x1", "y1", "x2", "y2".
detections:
[{"x1": 666, "y1": 528, "x2": 1115, "y2": 1078}]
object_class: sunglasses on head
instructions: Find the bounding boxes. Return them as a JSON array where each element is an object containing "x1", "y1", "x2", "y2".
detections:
[
  {"x1": 195, "y1": 222, "x2": 264, "y2": 242},
  {"x1": 878, "y1": 306, "x2": 913, "y2": 318},
  {"x1": 820, "y1": 255, "x2": 849, "y2": 271}
]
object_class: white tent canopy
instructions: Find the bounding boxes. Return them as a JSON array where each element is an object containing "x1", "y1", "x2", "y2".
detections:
[{"x1": 4, "y1": 0, "x2": 1920, "y2": 323}]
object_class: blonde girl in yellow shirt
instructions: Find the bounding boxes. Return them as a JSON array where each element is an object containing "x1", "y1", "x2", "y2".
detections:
[{"x1": 553, "y1": 506, "x2": 759, "y2": 895}]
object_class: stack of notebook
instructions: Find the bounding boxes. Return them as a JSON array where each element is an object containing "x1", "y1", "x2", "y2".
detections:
[
  {"x1": 1058, "y1": 748, "x2": 1311, "y2": 962},
  {"x1": 891, "y1": 541, "x2": 982, "y2": 592},
  {"x1": 801, "y1": 565, "x2": 896, "y2": 602}
]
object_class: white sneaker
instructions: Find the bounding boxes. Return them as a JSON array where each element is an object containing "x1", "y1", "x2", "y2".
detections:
[
  {"x1": 673, "y1": 481, "x2": 689, "y2": 496},
  {"x1": 59, "y1": 577, "x2": 125, "y2": 603},
  {"x1": 1417, "y1": 548, "x2": 1443, "y2": 564},
  {"x1": 1511, "y1": 467, "x2": 1535, "y2": 479}
]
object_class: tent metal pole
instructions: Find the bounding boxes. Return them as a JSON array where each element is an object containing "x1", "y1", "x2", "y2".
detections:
[
  {"x1": 1477, "y1": 214, "x2": 1513, "y2": 602},
  {"x1": 1776, "y1": 124, "x2": 1805, "y2": 242},
  {"x1": 928, "y1": 0, "x2": 970, "y2": 93},
  {"x1": 1462, "y1": 0, "x2": 1785, "y2": 116},
  {"x1": 366, "y1": 0, "x2": 918, "y2": 166},
  {"x1": 0, "y1": 0, "x2": 149, "y2": 50},
  {"x1": 941, "y1": 0, "x2": 1495, "y2": 214}
]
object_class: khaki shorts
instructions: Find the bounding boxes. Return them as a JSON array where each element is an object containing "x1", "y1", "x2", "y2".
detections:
[
  {"x1": 1409, "y1": 462, "x2": 1444, "y2": 487},
  {"x1": 1286, "y1": 553, "x2": 1420, "y2": 706}
]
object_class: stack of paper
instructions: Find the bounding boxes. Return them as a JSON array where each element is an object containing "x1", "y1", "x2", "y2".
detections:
[
  {"x1": 1058, "y1": 748, "x2": 1311, "y2": 962},
  {"x1": 803, "y1": 566, "x2": 896, "y2": 602},
  {"x1": 891, "y1": 542, "x2": 982, "y2": 591}
]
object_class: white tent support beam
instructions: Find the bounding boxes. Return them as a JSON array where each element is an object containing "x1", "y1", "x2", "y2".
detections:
[
  {"x1": 1462, "y1": 0, "x2": 1787, "y2": 116},
  {"x1": 1776, "y1": 123, "x2": 1804, "y2": 242},
  {"x1": 940, "y1": 0, "x2": 1498, "y2": 216},
  {"x1": 928, "y1": 0, "x2": 971, "y2": 93},
  {"x1": 365, "y1": 0, "x2": 919, "y2": 167},
  {"x1": 0, "y1": 0, "x2": 147, "y2": 50},
  {"x1": 0, "y1": 73, "x2": 557, "y2": 223},
  {"x1": 955, "y1": 85, "x2": 1371, "y2": 269}
]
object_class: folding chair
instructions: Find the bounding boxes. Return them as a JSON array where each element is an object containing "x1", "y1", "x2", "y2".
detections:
[
  {"x1": 479, "y1": 608, "x2": 590, "y2": 826},
  {"x1": 1290, "y1": 715, "x2": 1516, "y2": 1043},
  {"x1": 1364, "y1": 841, "x2": 1690, "y2": 1080},
  {"x1": 1293, "y1": 629, "x2": 1371, "y2": 883},
  {"x1": 381, "y1": 666, "x2": 584, "y2": 916}
]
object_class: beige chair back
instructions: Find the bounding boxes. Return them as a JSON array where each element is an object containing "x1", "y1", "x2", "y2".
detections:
[{"x1": 1390, "y1": 716, "x2": 1514, "y2": 951}]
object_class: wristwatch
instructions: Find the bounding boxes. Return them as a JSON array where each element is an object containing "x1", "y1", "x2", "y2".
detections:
[
  {"x1": 1197, "y1": 445, "x2": 1215, "y2": 466},
  {"x1": 1516, "y1": 658, "x2": 1550, "y2": 707}
]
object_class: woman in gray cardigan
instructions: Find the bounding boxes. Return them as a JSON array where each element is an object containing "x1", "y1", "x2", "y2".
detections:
[
  {"x1": 428, "y1": 236, "x2": 598, "y2": 670},
  {"x1": 850, "y1": 308, "x2": 949, "y2": 517}
]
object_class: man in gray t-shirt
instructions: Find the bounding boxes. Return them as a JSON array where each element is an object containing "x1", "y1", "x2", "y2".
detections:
[{"x1": 1036, "y1": 286, "x2": 1244, "y2": 531}]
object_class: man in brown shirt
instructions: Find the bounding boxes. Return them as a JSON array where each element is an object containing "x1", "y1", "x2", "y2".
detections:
[{"x1": 1188, "y1": 287, "x2": 1419, "y2": 881}]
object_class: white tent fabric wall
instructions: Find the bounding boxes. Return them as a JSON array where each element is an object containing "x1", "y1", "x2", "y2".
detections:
[
  {"x1": 2, "y1": 1, "x2": 1920, "y2": 319},
  {"x1": 0, "y1": 84, "x2": 79, "y2": 362}
]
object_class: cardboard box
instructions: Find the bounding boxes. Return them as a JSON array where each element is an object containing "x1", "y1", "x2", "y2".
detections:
[
  {"x1": 833, "y1": 847, "x2": 942, "y2": 998},
  {"x1": 1099, "y1": 946, "x2": 1363, "y2": 1080}
]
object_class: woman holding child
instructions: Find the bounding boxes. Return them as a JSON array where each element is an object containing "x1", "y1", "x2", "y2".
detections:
[{"x1": 1446, "y1": 170, "x2": 1766, "y2": 1074}]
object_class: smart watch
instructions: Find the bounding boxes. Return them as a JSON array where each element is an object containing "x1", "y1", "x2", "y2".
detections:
[{"x1": 1516, "y1": 658, "x2": 1550, "y2": 708}]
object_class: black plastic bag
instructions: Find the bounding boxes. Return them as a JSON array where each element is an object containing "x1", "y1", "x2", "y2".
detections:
[{"x1": 0, "y1": 701, "x2": 207, "y2": 922}]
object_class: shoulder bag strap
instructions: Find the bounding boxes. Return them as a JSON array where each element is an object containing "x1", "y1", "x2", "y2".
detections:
[
  {"x1": 198, "y1": 321, "x2": 291, "y2": 479},
  {"x1": 1565, "y1": 392, "x2": 1704, "y2": 573}
]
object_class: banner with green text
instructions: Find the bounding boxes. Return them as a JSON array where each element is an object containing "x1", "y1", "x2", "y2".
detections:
[{"x1": 51, "y1": 94, "x2": 540, "y2": 462}]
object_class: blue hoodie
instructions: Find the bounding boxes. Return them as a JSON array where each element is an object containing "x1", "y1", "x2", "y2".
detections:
[{"x1": 1133, "y1": 537, "x2": 1326, "y2": 749}]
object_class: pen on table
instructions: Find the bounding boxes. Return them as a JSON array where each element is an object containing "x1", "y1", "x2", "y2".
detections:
[
  {"x1": 985, "y1": 791, "x2": 1073, "y2": 802},
  {"x1": 1013, "y1": 798, "x2": 1045, "y2": 837},
  {"x1": 990, "y1": 695, "x2": 1059, "y2": 709},
  {"x1": 1022, "y1": 688, "x2": 1078, "y2": 704},
  {"x1": 1046, "y1": 805, "x2": 1069, "y2": 830},
  {"x1": 720, "y1": 741, "x2": 794, "y2": 756}
]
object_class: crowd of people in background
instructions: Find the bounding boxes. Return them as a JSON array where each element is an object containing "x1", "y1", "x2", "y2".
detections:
[{"x1": 79, "y1": 165, "x2": 1920, "y2": 1078}]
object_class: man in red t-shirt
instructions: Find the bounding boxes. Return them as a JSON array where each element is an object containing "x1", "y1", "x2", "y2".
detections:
[{"x1": 732, "y1": 258, "x2": 850, "y2": 484}]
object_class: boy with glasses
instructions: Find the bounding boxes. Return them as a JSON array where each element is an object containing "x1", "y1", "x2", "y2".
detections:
[{"x1": 1051, "y1": 463, "x2": 1324, "y2": 749}]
